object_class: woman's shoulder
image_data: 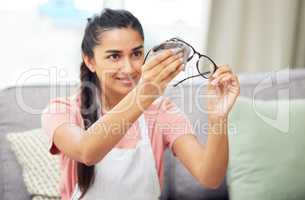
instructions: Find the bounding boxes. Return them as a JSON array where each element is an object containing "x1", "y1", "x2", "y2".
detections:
[{"x1": 43, "y1": 91, "x2": 81, "y2": 114}]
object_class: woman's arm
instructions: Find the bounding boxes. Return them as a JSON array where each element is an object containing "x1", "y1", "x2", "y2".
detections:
[
  {"x1": 172, "y1": 117, "x2": 228, "y2": 189},
  {"x1": 53, "y1": 49, "x2": 185, "y2": 166},
  {"x1": 172, "y1": 65, "x2": 239, "y2": 189},
  {"x1": 53, "y1": 86, "x2": 154, "y2": 166}
]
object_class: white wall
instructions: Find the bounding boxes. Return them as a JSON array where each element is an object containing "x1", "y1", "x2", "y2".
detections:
[
  {"x1": 0, "y1": 9, "x2": 83, "y2": 89},
  {"x1": 0, "y1": 0, "x2": 210, "y2": 89}
]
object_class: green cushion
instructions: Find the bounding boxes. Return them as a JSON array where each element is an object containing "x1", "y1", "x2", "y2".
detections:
[{"x1": 228, "y1": 97, "x2": 305, "y2": 200}]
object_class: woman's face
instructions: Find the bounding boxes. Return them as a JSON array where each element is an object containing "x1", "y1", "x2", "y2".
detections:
[{"x1": 88, "y1": 27, "x2": 144, "y2": 97}]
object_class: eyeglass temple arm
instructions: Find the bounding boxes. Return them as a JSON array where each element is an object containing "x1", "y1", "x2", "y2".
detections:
[
  {"x1": 173, "y1": 71, "x2": 210, "y2": 87},
  {"x1": 143, "y1": 49, "x2": 152, "y2": 64}
]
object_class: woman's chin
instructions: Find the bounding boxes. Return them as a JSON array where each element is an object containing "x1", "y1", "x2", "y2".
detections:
[{"x1": 114, "y1": 83, "x2": 136, "y2": 95}]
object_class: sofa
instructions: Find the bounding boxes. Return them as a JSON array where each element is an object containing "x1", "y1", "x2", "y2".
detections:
[{"x1": 0, "y1": 68, "x2": 304, "y2": 200}]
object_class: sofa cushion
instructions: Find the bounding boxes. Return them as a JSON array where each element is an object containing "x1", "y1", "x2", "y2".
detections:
[
  {"x1": 6, "y1": 129, "x2": 60, "y2": 200},
  {"x1": 0, "y1": 85, "x2": 77, "y2": 200},
  {"x1": 228, "y1": 97, "x2": 305, "y2": 200}
]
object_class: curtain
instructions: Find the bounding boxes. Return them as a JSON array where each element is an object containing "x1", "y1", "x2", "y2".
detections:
[{"x1": 206, "y1": 0, "x2": 305, "y2": 72}]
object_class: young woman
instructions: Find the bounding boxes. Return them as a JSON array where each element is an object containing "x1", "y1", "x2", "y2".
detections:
[{"x1": 41, "y1": 8, "x2": 240, "y2": 200}]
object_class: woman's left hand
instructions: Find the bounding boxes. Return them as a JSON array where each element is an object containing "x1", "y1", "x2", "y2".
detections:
[{"x1": 207, "y1": 64, "x2": 240, "y2": 118}]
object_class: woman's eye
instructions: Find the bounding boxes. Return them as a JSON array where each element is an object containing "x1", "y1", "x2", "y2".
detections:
[
  {"x1": 132, "y1": 51, "x2": 143, "y2": 58},
  {"x1": 107, "y1": 54, "x2": 120, "y2": 61}
]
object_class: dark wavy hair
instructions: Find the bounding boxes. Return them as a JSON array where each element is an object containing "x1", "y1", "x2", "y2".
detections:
[{"x1": 78, "y1": 8, "x2": 144, "y2": 198}]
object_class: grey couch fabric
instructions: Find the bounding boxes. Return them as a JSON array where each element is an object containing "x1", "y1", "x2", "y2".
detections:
[
  {"x1": 0, "y1": 85, "x2": 79, "y2": 200},
  {"x1": 0, "y1": 69, "x2": 304, "y2": 200}
]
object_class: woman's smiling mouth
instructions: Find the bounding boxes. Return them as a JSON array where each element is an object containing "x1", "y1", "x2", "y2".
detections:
[{"x1": 115, "y1": 76, "x2": 137, "y2": 86}]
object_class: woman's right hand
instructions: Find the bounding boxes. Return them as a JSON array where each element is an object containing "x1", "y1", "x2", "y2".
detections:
[{"x1": 136, "y1": 49, "x2": 184, "y2": 103}]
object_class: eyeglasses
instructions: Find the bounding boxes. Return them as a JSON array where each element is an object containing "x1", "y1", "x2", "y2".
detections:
[{"x1": 144, "y1": 37, "x2": 218, "y2": 87}]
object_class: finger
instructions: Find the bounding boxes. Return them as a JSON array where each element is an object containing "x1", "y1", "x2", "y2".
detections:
[
  {"x1": 231, "y1": 75, "x2": 240, "y2": 87},
  {"x1": 212, "y1": 64, "x2": 232, "y2": 78},
  {"x1": 162, "y1": 51, "x2": 184, "y2": 67},
  {"x1": 222, "y1": 74, "x2": 240, "y2": 91},
  {"x1": 150, "y1": 51, "x2": 184, "y2": 77},
  {"x1": 207, "y1": 82, "x2": 222, "y2": 97},
  {"x1": 144, "y1": 49, "x2": 177, "y2": 71},
  {"x1": 221, "y1": 74, "x2": 240, "y2": 89},
  {"x1": 157, "y1": 57, "x2": 184, "y2": 82},
  {"x1": 219, "y1": 74, "x2": 235, "y2": 85},
  {"x1": 161, "y1": 63, "x2": 185, "y2": 86},
  {"x1": 210, "y1": 73, "x2": 232, "y2": 86}
]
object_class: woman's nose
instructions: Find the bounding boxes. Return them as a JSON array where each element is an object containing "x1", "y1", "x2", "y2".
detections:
[{"x1": 121, "y1": 58, "x2": 134, "y2": 73}]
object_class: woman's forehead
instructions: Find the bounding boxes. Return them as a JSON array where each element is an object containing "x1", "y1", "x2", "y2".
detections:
[{"x1": 96, "y1": 28, "x2": 144, "y2": 52}]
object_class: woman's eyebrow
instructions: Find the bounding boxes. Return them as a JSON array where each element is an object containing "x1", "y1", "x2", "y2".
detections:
[
  {"x1": 131, "y1": 45, "x2": 144, "y2": 51},
  {"x1": 105, "y1": 49, "x2": 122, "y2": 54},
  {"x1": 105, "y1": 45, "x2": 143, "y2": 54}
]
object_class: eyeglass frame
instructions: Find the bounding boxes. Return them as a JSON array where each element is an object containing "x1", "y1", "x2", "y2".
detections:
[{"x1": 143, "y1": 37, "x2": 218, "y2": 87}]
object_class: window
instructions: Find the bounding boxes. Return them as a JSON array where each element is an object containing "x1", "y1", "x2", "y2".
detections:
[{"x1": 0, "y1": 0, "x2": 210, "y2": 89}]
